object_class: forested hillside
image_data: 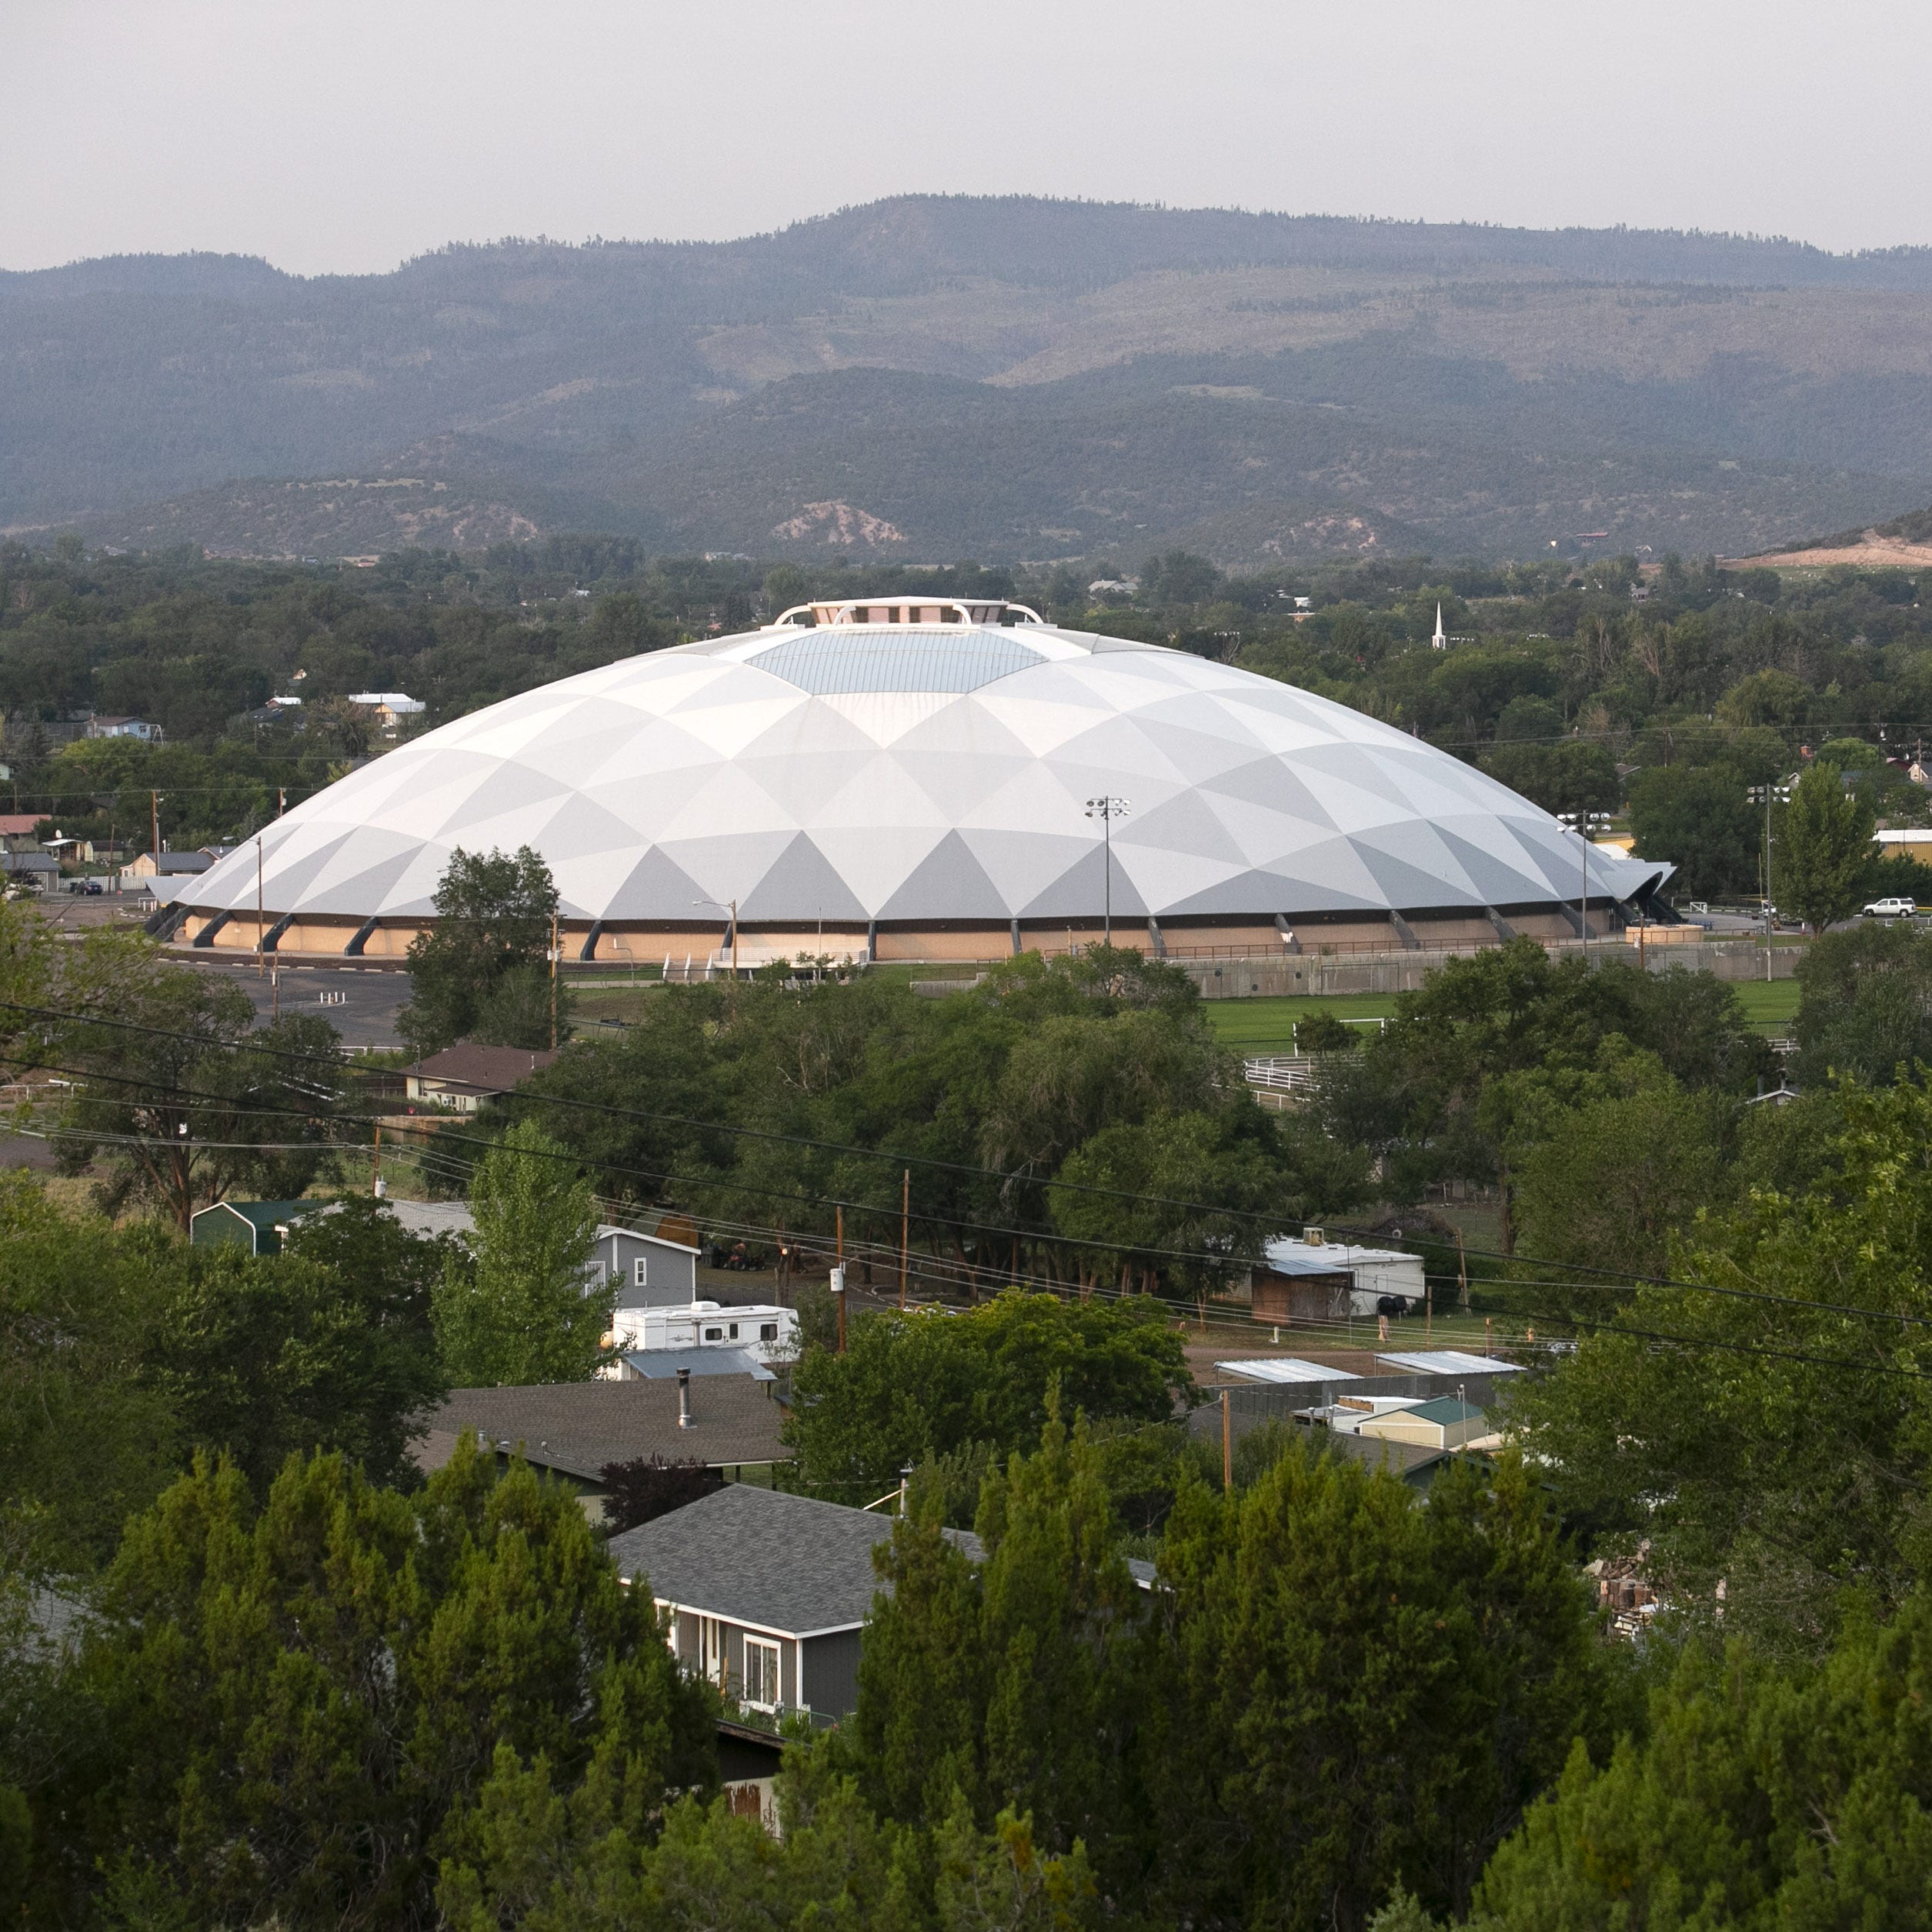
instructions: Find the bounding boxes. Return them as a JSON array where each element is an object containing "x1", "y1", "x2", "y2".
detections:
[{"x1": 9, "y1": 197, "x2": 1932, "y2": 561}]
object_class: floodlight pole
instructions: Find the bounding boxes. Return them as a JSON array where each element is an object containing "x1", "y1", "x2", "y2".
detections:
[
  {"x1": 1562, "y1": 809, "x2": 1592, "y2": 962},
  {"x1": 1084, "y1": 796, "x2": 1131, "y2": 946}
]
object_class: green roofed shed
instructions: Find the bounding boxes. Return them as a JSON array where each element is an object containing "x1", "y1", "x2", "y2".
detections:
[{"x1": 189, "y1": 1199, "x2": 322, "y2": 1257}]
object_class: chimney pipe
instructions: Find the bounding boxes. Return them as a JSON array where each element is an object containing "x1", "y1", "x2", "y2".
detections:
[{"x1": 677, "y1": 1365, "x2": 692, "y2": 1429}]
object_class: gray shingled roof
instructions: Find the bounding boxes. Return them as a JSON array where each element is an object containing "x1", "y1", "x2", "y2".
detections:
[
  {"x1": 607, "y1": 1483, "x2": 982, "y2": 1636},
  {"x1": 415, "y1": 1377, "x2": 789, "y2": 1483}
]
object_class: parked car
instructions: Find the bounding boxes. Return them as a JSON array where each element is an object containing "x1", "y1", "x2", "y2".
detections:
[{"x1": 1863, "y1": 896, "x2": 1919, "y2": 919}]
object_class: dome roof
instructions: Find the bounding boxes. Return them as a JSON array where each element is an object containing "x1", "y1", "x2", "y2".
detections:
[{"x1": 183, "y1": 611, "x2": 1666, "y2": 928}]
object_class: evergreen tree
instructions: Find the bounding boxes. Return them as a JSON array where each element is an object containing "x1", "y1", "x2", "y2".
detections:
[
  {"x1": 38, "y1": 1438, "x2": 714, "y2": 1928},
  {"x1": 1473, "y1": 1595, "x2": 1932, "y2": 1930}
]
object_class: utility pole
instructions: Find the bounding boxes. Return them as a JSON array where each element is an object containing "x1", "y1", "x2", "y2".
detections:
[
  {"x1": 150, "y1": 789, "x2": 160, "y2": 865},
  {"x1": 1083, "y1": 796, "x2": 1130, "y2": 946},
  {"x1": 899, "y1": 1168, "x2": 909, "y2": 1310},
  {"x1": 1221, "y1": 1387, "x2": 1232, "y2": 1491},
  {"x1": 833, "y1": 1204, "x2": 846, "y2": 1353}
]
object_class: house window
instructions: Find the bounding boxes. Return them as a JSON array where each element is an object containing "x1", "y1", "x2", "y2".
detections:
[
  {"x1": 586, "y1": 1260, "x2": 607, "y2": 1289},
  {"x1": 634, "y1": 1256, "x2": 649, "y2": 1288},
  {"x1": 697, "y1": 1616, "x2": 725, "y2": 1685},
  {"x1": 743, "y1": 1637, "x2": 781, "y2": 1708}
]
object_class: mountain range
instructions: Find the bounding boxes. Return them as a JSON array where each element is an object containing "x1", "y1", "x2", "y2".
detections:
[{"x1": 8, "y1": 195, "x2": 1932, "y2": 566}]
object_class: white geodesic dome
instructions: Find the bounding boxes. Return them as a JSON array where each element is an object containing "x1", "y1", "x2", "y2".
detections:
[{"x1": 177, "y1": 607, "x2": 1666, "y2": 932}]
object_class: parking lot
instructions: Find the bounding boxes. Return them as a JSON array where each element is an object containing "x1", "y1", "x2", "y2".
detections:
[{"x1": 184, "y1": 956, "x2": 412, "y2": 1053}]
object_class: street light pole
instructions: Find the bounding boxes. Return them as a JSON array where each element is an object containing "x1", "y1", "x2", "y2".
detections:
[
  {"x1": 1084, "y1": 796, "x2": 1130, "y2": 946},
  {"x1": 692, "y1": 897, "x2": 739, "y2": 1012}
]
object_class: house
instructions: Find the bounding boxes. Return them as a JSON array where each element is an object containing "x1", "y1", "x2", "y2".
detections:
[
  {"x1": 589, "y1": 1223, "x2": 701, "y2": 1305},
  {"x1": 1874, "y1": 828, "x2": 1932, "y2": 865},
  {"x1": 414, "y1": 1376, "x2": 790, "y2": 1521},
  {"x1": 189, "y1": 1197, "x2": 325, "y2": 1256},
  {"x1": 606, "y1": 1484, "x2": 981, "y2": 1720},
  {"x1": 1356, "y1": 1396, "x2": 1490, "y2": 1452},
  {"x1": 0, "y1": 852, "x2": 58, "y2": 890},
  {"x1": 0, "y1": 814, "x2": 47, "y2": 854},
  {"x1": 404, "y1": 1041, "x2": 559, "y2": 1110},
  {"x1": 39, "y1": 832, "x2": 93, "y2": 865},
  {"x1": 381, "y1": 1197, "x2": 479, "y2": 1240},
  {"x1": 124, "y1": 850, "x2": 214, "y2": 883},
  {"x1": 348, "y1": 692, "x2": 425, "y2": 735},
  {"x1": 85, "y1": 715, "x2": 162, "y2": 742},
  {"x1": 1251, "y1": 1231, "x2": 1426, "y2": 1323}
]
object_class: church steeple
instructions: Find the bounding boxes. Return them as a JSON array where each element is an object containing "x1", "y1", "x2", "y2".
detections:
[{"x1": 1431, "y1": 602, "x2": 1447, "y2": 650}]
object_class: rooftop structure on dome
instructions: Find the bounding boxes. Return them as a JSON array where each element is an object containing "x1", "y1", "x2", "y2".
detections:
[{"x1": 152, "y1": 599, "x2": 1673, "y2": 966}]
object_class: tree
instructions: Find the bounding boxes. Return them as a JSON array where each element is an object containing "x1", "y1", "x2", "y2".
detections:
[
  {"x1": 784, "y1": 1291, "x2": 1193, "y2": 1505},
  {"x1": 1478, "y1": 739, "x2": 1620, "y2": 818},
  {"x1": 154, "y1": 1194, "x2": 452, "y2": 1492},
  {"x1": 1503, "y1": 1046, "x2": 1729, "y2": 1295},
  {"x1": 1625, "y1": 762, "x2": 1759, "y2": 899},
  {"x1": 1505, "y1": 1080, "x2": 1932, "y2": 1643},
  {"x1": 1313, "y1": 939, "x2": 1764, "y2": 1233},
  {"x1": 37, "y1": 1439, "x2": 715, "y2": 1929},
  {"x1": 0, "y1": 1175, "x2": 176, "y2": 1572},
  {"x1": 1046, "y1": 1109, "x2": 1284, "y2": 1297},
  {"x1": 433, "y1": 1119, "x2": 606, "y2": 1386},
  {"x1": 1140, "y1": 550, "x2": 1222, "y2": 606},
  {"x1": 1775, "y1": 761, "x2": 1876, "y2": 932},
  {"x1": 42, "y1": 948, "x2": 345, "y2": 1232},
  {"x1": 1790, "y1": 919, "x2": 1932, "y2": 1086},
  {"x1": 854, "y1": 1410, "x2": 1146, "y2": 1887},
  {"x1": 597, "y1": 1455, "x2": 722, "y2": 1534},
  {"x1": 1148, "y1": 1437, "x2": 1607, "y2": 1930},
  {"x1": 400, "y1": 845, "x2": 566, "y2": 1056},
  {"x1": 1474, "y1": 1598, "x2": 1932, "y2": 1930}
]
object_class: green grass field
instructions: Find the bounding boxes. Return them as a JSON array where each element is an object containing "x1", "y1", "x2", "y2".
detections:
[
  {"x1": 1203, "y1": 995, "x2": 1395, "y2": 1055},
  {"x1": 1728, "y1": 978, "x2": 1801, "y2": 1029},
  {"x1": 1203, "y1": 974, "x2": 1803, "y2": 1056}
]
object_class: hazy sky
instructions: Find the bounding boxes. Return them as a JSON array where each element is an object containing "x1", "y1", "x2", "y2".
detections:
[{"x1": 9, "y1": 0, "x2": 1931, "y2": 275}]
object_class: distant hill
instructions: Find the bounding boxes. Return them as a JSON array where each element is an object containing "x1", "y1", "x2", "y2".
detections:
[
  {"x1": 1729, "y1": 499, "x2": 1932, "y2": 569},
  {"x1": 10, "y1": 195, "x2": 1932, "y2": 562}
]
